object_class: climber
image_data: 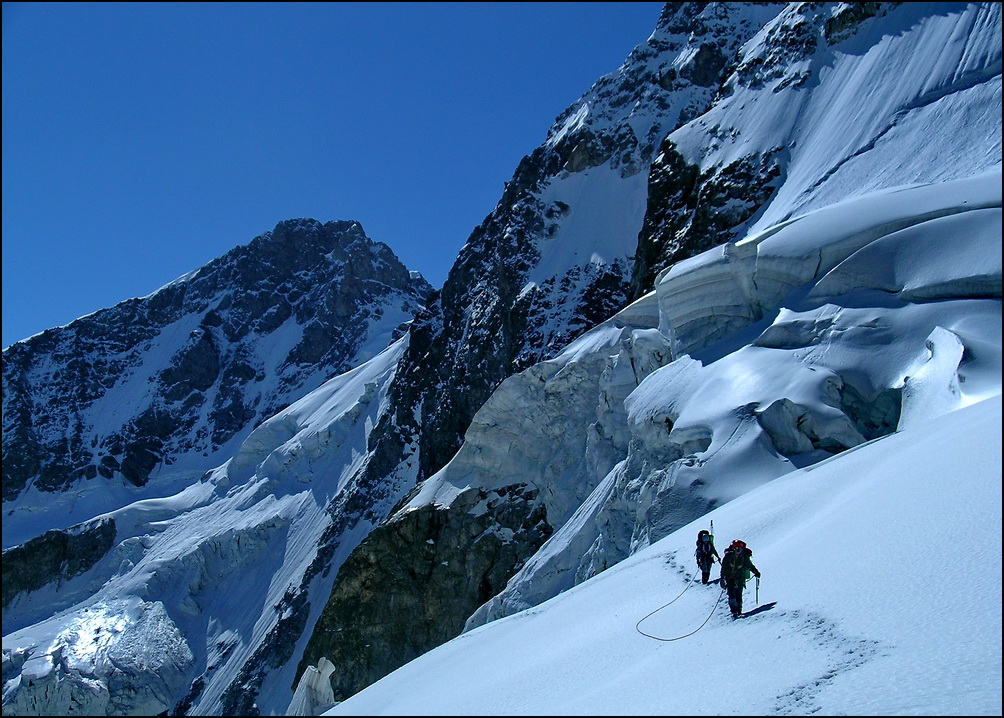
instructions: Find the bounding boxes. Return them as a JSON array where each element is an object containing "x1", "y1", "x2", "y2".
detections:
[
  {"x1": 694, "y1": 529, "x2": 720, "y2": 584},
  {"x1": 719, "y1": 539, "x2": 761, "y2": 618}
]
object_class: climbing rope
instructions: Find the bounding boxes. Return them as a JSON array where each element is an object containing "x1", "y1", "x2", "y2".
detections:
[
  {"x1": 635, "y1": 579, "x2": 726, "y2": 642},
  {"x1": 636, "y1": 569, "x2": 698, "y2": 623}
]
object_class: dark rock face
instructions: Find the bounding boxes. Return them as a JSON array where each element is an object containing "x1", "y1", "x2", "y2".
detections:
[
  {"x1": 298, "y1": 485, "x2": 551, "y2": 701},
  {"x1": 682, "y1": 41, "x2": 730, "y2": 87},
  {"x1": 630, "y1": 139, "x2": 783, "y2": 298},
  {"x1": 629, "y1": 2, "x2": 898, "y2": 298},
  {"x1": 1, "y1": 518, "x2": 116, "y2": 609},
  {"x1": 370, "y1": 0, "x2": 786, "y2": 505},
  {"x1": 2, "y1": 219, "x2": 430, "y2": 503},
  {"x1": 824, "y1": 2, "x2": 893, "y2": 44}
]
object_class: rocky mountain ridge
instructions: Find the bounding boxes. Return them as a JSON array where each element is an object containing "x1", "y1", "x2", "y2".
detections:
[
  {"x1": 2, "y1": 218, "x2": 430, "y2": 545},
  {"x1": 2, "y1": 2, "x2": 1000, "y2": 716}
]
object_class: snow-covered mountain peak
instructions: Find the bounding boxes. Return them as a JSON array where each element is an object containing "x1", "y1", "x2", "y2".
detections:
[
  {"x1": 2, "y1": 218, "x2": 430, "y2": 546},
  {"x1": 2, "y1": 3, "x2": 1000, "y2": 716}
]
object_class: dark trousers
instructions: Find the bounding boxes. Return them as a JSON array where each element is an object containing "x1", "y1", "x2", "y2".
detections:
[
  {"x1": 698, "y1": 558, "x2": 714, "y2": 584},
  {"x1": 726, "y1": 582, "x2": 745, "y2": 616}
]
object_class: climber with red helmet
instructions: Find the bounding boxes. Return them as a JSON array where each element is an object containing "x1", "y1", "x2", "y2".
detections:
[{"x1": 719, "y1": 539, "x2": 761, "y2": 618}]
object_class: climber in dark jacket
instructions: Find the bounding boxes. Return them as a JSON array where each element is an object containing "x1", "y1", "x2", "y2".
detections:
[
  {"x1": 695, "y1": 529, "x2": 720, "y2": 584},
  {"x1": 720, "y1": 539, "x2": 761, "y2": 618}
]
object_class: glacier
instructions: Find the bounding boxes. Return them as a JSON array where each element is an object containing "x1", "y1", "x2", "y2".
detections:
[
  {"x1": 2, "y1": 2, "x2": 1000, "y2": 715},
  {"x1": 462, "y1": 168, "x2": 1001, "y2": 629}
]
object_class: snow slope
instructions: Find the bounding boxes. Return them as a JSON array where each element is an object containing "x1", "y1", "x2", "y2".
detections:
[
  {"x1": 327, "y1": 392, "x2": 1002, "y2": 716},
  {"x1": 399, "y1": 167, "x2": 1001, "y2": 638},
  {"x1": 2, "y1": 337, "x2": 417, "y2": 716},
  {"x1": 328, "y1": 162, "x2": 1001, "y2": 716}
]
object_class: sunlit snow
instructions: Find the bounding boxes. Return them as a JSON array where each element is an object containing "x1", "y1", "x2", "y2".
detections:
[{"x1": 327, "y1": 394, "x2": 1001, "y2": 716}]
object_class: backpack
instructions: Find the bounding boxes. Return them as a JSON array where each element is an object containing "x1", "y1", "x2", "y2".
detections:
[
  {"x1": 695, "y1": 531, "x2": 715, "y2": 560},
  {"x1": 722, "y1": 542, "x2": 751, "y2": 581}
]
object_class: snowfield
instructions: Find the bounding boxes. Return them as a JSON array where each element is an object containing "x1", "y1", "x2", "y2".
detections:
[{"x1": 326, "y1": 393, "x2": 1002, "y2": 716}]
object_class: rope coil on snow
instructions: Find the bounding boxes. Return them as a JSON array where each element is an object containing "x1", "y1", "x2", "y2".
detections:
[{"x1": 635, "y1": 574, "x2": 726, "y2": 642}]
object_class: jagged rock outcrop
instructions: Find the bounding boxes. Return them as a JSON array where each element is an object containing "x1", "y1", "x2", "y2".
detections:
[
  {"x1": 629, "y1": 139, "x2": 784, "y2": 298},
  {"x1": 1, "y1": 518, "x2": 116, "y2": 610}
]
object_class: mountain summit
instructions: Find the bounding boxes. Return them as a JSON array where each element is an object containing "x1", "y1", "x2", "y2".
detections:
[{"x1": 2, "y1": 218, "x2": 430, "y2": 542}]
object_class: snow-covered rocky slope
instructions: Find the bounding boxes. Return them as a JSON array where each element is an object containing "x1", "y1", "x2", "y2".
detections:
[
  {"x1": 2, "y1": 3, "x2": 1000, "y2": 715},
  {"x1": 3, "y1": 336, "x2": 416, "y2": 715},
  {"x1": 301, "y1": 1, "x2": 1001, "y2": 704},
  {"x1": 2, "y1": 219, "x2": 430, "y2": 547}
]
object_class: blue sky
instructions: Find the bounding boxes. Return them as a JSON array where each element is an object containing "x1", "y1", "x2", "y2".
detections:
[{"x1": 2, "y1": 1, "x2": 666, "y2": 349}]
